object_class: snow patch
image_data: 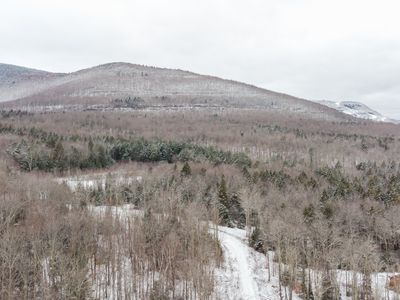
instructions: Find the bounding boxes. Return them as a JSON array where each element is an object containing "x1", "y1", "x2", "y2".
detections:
[
  {"x1": 214, "y1": 226, "x2": 300, "y2": 300},
  {"x1": 318, "y1": 100, "x2": 397, "y2": 123},
  {"x1": 56, "y1": 173, "x2": 142, "y2": 191}
]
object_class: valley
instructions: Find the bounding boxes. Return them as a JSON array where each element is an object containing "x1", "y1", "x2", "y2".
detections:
[{"x1": 0, "y1": 63, "x2": 399, "y2": 299}]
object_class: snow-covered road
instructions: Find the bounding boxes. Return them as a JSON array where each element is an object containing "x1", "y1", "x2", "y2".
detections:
[
  {"x1": 214, "y1": 226, "x2": 293, "y2": 300},
  {"x1": 88, "y1": 205, "x2": 296, "y2": 300},
  {"x1": 71, "y1": 201, "x2": 397, "y2": 300},
  {"x1": 215, "y1": 227, "x2": 259, "y2": 299}
]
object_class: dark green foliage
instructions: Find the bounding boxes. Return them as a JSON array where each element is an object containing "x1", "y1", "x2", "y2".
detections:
[
  {"x1": 111, "y1": 96, "x2": 145, "y2": 109},
  {"x1": 8, "y1": 136, "x2": 251, "y2": 172},
  {"x1": 303, "y1": 204, "x2": 315, "y2": 224},
  {"x1": 321, "y1": 202, "x2": 334, "y2": 219},
  {"x1": 356, "y1": 162, "x2": 368, "y2": 171},
  {"x1": 217, "y1": 176, "x2": 229, "y2": 207},
  {"x1": 51, "y1": 140, "x2": 65, "y2": 170},
  {"x1": 181, "y1": 162, "x2": 192, "y2": 176},
  {"x1": 316, "y1": 164, "x2": 351, "y2": 198},
  {"x1": 6, "y1": 140, "x2": 36, "y2": 171},
  {"x1": 217, "y1": 202, "x2": 231, "y2": 227},
  {"x1": 297, "y1": 171, "x2": 318, "y2": 190},
  {"x1": 216, "y1": 177, "x2": 246, "y2": 227},
  {"x1": 320, "y1": 190, "x2": 329, "y2": 202},
  {"x1": 217, "y1": 176, "x2": 231, "y2": 226},
  {"x1": 361, "y1": 139, "x2": 369, "y2": 152},
  {"x1": 248, "y1": 210, "x2": 264, "y2": 252},
  {"x1": 0, "y1": 109, "x2": 32, "y2": 118},
  {"x1": 52, "y1": 140, "x2": 64, "y2": 160},
  {"x1": 229, "y1": 192, "x2": 246, "y2": 228},
  {"x1": 109, "y1": 139, "x2": 251, "y2": 167},
  {"x1": 110, "y1": 139, "x2": 180, "y2": 163},
  {"x1": 248, "y1": 209, "x2": 260, "y2": 227},
  {"x1": 88, "y1": 138, "x2": 94, "y2": 152},
  {"x1": 259, "y1": 169, "x2": 291, "y2": 190},
  {"x1": 242, "y1": 166, "x2": 254, "y2": 183},
  {"x1": 249, "y1": 226, "x2": 264, "y2": 253},
  {"x1": 8, "y1": 140, "x2": 114, "y2": 172}
]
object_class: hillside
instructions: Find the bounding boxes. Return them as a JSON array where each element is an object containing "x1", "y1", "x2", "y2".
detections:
[
  {"x1": 0, "y1": 63, "x2": 63, "y2": 102},
  {"x1": 1, "y1": 77, "x2": 400, "y2": 299},
  {"x1": 0, "y1": 62, "x2": 348, "y2": 121}
]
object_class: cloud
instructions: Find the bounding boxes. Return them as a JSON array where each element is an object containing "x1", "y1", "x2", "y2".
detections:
[{"x1": 1, "y1": 0, "x2": 399, "y2": 117}]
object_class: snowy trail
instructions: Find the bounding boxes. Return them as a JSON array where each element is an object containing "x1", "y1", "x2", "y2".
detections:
[
  {"x1": 72, "y1": 202, "x2": 396, "y2": 300},
  {"x1": 217, "y1": 227, "x2": 260, "y2": 300},
  {"x1": 89, "y1": 205, "x2": 291, "y2": 300},
  {"x1": 214, "y1": 226, "x2": 287, "y2": 300}
]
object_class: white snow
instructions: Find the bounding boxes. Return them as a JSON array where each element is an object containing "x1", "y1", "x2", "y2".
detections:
[
  {"x1": 56, "y1": 173, "x2": 142, "y2": 191},
  {"x1": 215, "y1": 226, "x2": 260, "y2": 299},
  {"x1": 56, "y1": 174, "x2": 400, "y2": 300},
  {"x1": 213, "y1": 225, "x2": 300, "y2": 300},
  {"x1": 318, "y1": 100, "x2": 398, "y2": 123}
]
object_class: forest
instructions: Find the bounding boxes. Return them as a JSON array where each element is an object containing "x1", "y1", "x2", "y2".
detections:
[{"x1": 0, "y1": 108, "x2": 400, "y2": 299}]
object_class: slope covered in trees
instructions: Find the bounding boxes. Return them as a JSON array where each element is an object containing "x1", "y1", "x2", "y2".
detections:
[
  {"x1": 0, "y1": 107, "x2": 400, "y2": 299},
  {"x1": 0, "y1": 63, "x2": 349, "y2": 122}
]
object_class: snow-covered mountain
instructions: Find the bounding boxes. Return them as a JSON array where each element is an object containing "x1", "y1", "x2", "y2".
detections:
[
  {"x1": 2, "y1": 62, "x2": 397, "y2": 123},
  {"x1": 0, "y1": 63, "x2": 348, "y2": 121},
  {"x1": 318, "y1": 100, "x2": 397, "y2": 123}
]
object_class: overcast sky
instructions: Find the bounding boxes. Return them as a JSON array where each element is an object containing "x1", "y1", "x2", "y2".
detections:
[{"x1": 1, "y1": 0, "x2": 400, "y2": 118}]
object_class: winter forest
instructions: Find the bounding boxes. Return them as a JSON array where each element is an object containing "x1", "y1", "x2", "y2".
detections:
[{"x1": 1, "y1": 107, "x2": 400, "y2": 299}]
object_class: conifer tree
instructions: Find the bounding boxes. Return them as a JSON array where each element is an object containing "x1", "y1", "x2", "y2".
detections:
[
  {"x1": 181, "y1": 162, "x2": 191, "y2": 176},
  {"x1": 52, "y1": 140, "x2": 64, "y2": 161},
  {"x1": 218, "y1": 176, "x2": 229, "y2": 207},
  {"x1": 217, "y1": 176, "x2": 231, "y2": 226}
]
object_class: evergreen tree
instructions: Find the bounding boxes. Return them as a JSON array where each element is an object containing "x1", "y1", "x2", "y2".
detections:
[
  {"x1": 52, "y1": 140, "x2": 65, "y2": 170},
  {"x1": 88, "y1": 138, "x2": 94, "y2": 153},
  {"x1": 229, "y1": 192, "x2": 246, "y2": 228},
  {"x1": 249, "y1": 226, "x2": 264, "y2": 253},
  {"x1": 181, "y1": 162, "x2": 191, "y2": 176},
  {"x1": 52, "y1": 140, "x2": 64, "y2": 161},
  {"x1": 218, "y1": 176, "x2": 229, "y2": 207},
  {"x1": 303, "y1": 204, "x2": 315, "y2": 224},
  {"x1": 217, "y1": 176, "x2": 231, "y2": 226},
  {"x1": 97, "y1": 144, "x2": 112, "y2": 167},
  {"x1": 242, "y1": 166, "x2": 253, "y2": 183},
  {"x1": 217, "y1": 202, "x2": 230, "y2": 227}
]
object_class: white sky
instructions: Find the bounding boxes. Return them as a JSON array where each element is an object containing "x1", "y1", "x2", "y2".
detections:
[{"x1": 1, "y1": 0, "x2": 400, "y2": 118}]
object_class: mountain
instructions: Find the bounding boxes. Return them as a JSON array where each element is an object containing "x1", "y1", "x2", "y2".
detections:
[
  {"x1": 318, "y1": 100, "x2": 396, "y2": 123},
  {"x1": 0, "y1": 63, "x2": 63, "y2": 102},
  {"x1": 0, "y1": 62, "x2": 353, "y2": 121}
]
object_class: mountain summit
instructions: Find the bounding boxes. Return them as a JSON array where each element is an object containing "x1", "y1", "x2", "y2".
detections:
[{"x1": 0, "y1": 63, "x2": 386, "y2": 122}]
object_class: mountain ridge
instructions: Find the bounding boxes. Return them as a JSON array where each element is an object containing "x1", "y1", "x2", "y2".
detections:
[{"x1": 0, "y1": 62, "x2": 378, "y2": 122}]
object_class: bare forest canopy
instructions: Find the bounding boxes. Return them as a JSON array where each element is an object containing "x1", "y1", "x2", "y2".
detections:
[{"x1": 0, "y1": 97, "x2": 400, "y2": 299}]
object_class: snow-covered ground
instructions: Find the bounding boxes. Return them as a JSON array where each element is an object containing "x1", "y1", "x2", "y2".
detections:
[
  {"x1": 213, "y1": 226, "x2": 299, "y2": 300},
  {"x1": 87, "y1": 204, "x2": 292, "y2": 300},
  {"x1": 214, "y1": 226, "x2": 400, "y2": 300},
  {"x1": 56, "y1": 173, "x2": 142, "y2": 191},
  {"x1": 335, "y1": 269, "x2": 399, "y2": 300},
  {"x1": 318, "y1": 100, "x2": 398, "y2": 123},
  {"x1": 57, "y1": 175, "x2": 400, "y2": 300}
]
